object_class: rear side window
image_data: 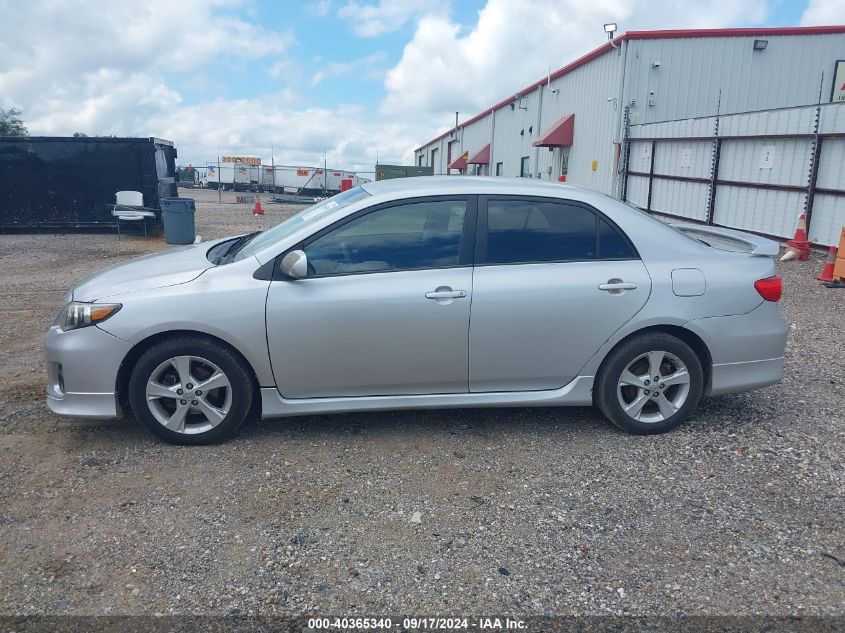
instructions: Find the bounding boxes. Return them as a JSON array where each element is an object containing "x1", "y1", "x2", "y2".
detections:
[
  {"x1": 599, "y1": 217, "x2": 637, "y2": 259},
  {"x1": 483, "y1": 199, "x2": 635, "y2": 264}
]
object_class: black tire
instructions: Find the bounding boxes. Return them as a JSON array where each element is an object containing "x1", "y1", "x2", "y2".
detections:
[
  {"x1": 594, "y1": 332, "x2": 703, "y2": 435},
  {"x1": 128, "y1": 336, "x2": 254, "y2": 445}
]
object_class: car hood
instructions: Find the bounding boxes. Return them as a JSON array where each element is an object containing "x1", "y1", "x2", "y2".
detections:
[{"x1": 72, "y1": 239, "x2": 227, "y2": 302}]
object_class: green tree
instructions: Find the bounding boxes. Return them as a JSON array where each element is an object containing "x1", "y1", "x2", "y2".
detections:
[
  {"x1": 0, "y1": 107, "x2": 28, "y2": 136},
  {"x1": 177, "y1": 165, "x2": 197, "y2": 182},
  {"x1": 72, "y1": 132, "x2": 88, "y2": 137}
]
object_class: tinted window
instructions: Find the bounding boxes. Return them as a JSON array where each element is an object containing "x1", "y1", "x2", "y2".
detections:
[
  {"x1": 599, "y1": 217, "x2": 636, "y2": 259},
  {"x1": 485, "y1": 200, "x2": 598, "y2": 264},
  {"x1": 304, "y1": 200, "x2": 466, "y2": 275}
]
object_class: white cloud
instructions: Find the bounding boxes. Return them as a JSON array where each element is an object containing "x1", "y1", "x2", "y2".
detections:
[
  {"x1": 0, "y1": 0, "x2": 426, "y2": 171},
  {"x1": 147, "y1": 100, "x2": 424, "y2": 170},
  {"x1": 801, "y1": 0, "x2": 845, "y2": 24},
  {"x1": 2, "y1": 0, "x2": 437, "y2": 171},
  {"x1": 338, "y1": 0, "x2": 449, "y2": 37},
  {"x1": 381, "y1": 0, "x2": 769, "y2": 121},
  {"x1": 310, "y1": 51, "x2": 387, "y2": 86},
  {"x1": 306, "y1": 0, "x2": 333, "y2": 17}
]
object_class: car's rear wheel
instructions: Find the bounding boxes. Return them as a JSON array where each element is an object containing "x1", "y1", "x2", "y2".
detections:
[
  {"x1": 128, "y1": 336, "x2": 254, "y2": 445},
  {"x1": 595, "y1": 332, "x2": 703, "y2": 434}
]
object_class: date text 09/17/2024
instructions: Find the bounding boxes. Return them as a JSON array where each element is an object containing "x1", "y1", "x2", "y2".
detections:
[{"x1": 307, "y1": 617, "x2": 527, "y2": 630}]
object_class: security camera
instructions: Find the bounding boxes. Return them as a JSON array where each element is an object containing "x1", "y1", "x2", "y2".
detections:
[{"x1": 651, "y1": 61, "x2": 661, "y2": 68}]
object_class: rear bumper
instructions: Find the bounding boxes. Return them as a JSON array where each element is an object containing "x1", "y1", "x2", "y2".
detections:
[
  {"x1": 684, "y1": 301, "x2": 787, "y2": 396},
  {"x1": 44, "y1": 325, "x2": 130, "y2": 419},
  {"x1": 709, "y1": 357, "x2": 784, "y2": 396}
]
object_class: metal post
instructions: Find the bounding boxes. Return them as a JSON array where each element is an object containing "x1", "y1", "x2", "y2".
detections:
[
  {"x1": 217, "y1": 147, "x2": 221, "y2": 204},
  {"x1": 271, "y1": 146, "x2": 276, "y2": 195},
  {"x1": 706, "y1": 91, "x2": 722, "y2": 225},
  {"x1": 620, "y1": 106, "x2": 632, "y2": 202},
  {"x1": 646, "y1": 140, "x2": 655, "y2": 212},
  {"x1": 805, "y1": 74, "x2": 825, "y2": 240}
]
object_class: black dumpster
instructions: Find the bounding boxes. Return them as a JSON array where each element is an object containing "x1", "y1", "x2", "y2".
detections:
[
  {"x1": 160, "y1": 197, "x2": 196, "y2": 244},
  {"x1": 0, "y1": 136, "x2": 177, "y2": 232}
]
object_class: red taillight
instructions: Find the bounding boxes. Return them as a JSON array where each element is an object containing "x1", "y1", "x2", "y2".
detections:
[{"x1": 754, "y1": 276, "x2": 782, "y2": 302}]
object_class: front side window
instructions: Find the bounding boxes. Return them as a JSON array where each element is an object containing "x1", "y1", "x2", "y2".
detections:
[
  {"x1": 483, "y1": 199, "x2": 635, "y2": 264},
  {"x1": 233, "y1": 186, "x2": 371, "y2": 261},
  {"x1": 304, "y1": 199, "x2": 467, "y2": 276}
]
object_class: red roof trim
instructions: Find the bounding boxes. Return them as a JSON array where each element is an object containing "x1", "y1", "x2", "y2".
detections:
[
  {"x1": 415, "y1": 25, "x2": 845, "y2": 152},
  {"x1": 448, "y1": 151, "x2": 468, "y2": 170},
  {"x1": 466, "y1": 143, "x2": 491, "y2": 165},
  {"x1": 533, "y1": 114, "x2": 575, "y2": 148}
]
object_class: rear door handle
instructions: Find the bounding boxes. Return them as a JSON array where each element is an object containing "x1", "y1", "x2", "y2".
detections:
[
  {"x1": 598, "y1": 279, "x2": 638, "y2": 293},
  {"x1": 425, "y1": 289, "x2": 467, "y2": 299}
]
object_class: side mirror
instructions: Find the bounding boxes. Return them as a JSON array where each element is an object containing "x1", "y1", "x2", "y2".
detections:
[{"x1": 279, "y1": 249, "x2": 308, "y2": 280}]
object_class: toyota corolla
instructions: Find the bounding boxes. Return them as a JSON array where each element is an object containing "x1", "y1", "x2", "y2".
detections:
[{"x1": 45, "y1": 177, "x2": 788, "y2": 444}]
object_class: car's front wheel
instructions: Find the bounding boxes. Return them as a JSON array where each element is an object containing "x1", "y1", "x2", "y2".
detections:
[
  {"x1": 128, "y1": 336, "x2": 254, "y2": 444},
  {"x1": 595, "y1": 332, "x2": 704, "y2": 434}
]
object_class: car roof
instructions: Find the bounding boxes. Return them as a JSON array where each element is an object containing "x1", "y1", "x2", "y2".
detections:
[{"x1": 361, "y1": 176, "x2": 587, "y2": 198}]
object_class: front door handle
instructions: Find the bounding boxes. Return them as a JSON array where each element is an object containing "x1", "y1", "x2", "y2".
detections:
[
  {"x1": 598, "y1": 279, "x2": 638, "y2": 294},
  {"x1": 425, "y1": 288, "x2": 467, "y2": 300}
]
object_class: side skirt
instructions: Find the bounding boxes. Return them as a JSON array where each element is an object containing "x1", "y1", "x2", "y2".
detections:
[{"x1": 260, "y1": 376, "x2": 595, "y2": 419}]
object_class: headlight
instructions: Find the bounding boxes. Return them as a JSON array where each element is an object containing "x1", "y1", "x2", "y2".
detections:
[{"x1": 56, "y1": 302, "x2": 122, "y2": 331}]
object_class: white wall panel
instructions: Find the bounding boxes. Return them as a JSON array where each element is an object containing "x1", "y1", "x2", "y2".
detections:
[
  {"x1": 718, "y1": 138, "x2": 812, "y2": 187},
  {"x1": 626, "y1": 174, "x2": 650, "y2": 209},
  {"x1": 623, "y1": 33, "x2": 845, "y2": 125},
  {"x1": 627, "y1": 140, "x2": 652, "y2": 174},
  {"x1": 650, "y1": 179, "x2": 709, "y2": 221},
  {"x1": 653, "y1": 140, "x2": 712, "y2": 179},
  {"x1": 816, "y1": 138, "x2": 845, "y2": 190},
  {"x1": 630, "y1": 116, "x2": 716, "y2": 139},
  {"x1": 714, "y1": 186, "x2": 805, "y2": 238},
  {"x1": 818, "y1": 103, "x2": 845, "y2": 135},
  {"x1": 808, "y1": 194, "x2": 845, "y2": 246},
  {"x1": 719, "y1": 107, "x2": 816, "y2": 137}
]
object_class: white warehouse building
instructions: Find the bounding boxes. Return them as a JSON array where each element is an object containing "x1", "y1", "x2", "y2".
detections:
[{"x1": 414, "y1": 26, "x2": 845, "y2": 246}]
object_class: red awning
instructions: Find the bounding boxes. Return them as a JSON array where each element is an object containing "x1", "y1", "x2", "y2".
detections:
[
  {"x1": 466, "y1": 144, "x2": 491, "y2": 165},
  {"x1": 448, "y1": 151, "x2": 468, "y2": 170},
  {"x1": 532, "y1": 114, "x2": 575, "y2": 147}
]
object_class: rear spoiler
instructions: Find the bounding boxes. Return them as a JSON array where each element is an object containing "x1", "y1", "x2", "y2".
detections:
[{"x1": 673, "y1": 224, "x2": 780, "y2": 257}]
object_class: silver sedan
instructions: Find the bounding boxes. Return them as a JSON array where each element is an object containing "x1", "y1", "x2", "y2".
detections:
[{"x1": 45, "y1": 177, "x2": 788, "y2": 444}]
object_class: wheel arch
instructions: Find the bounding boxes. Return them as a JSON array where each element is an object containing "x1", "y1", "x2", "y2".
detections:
[
  {"x1": 594, "y1": 324, "x2": 713, "y2": 398},
  {"x1": 115, "y1": 330, "x2": 262, "y2": 419}
]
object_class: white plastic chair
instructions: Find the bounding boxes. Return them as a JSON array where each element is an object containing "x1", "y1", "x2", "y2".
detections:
[{"x1": 112, "y1": 191, "x2": 156, "y2": 239}]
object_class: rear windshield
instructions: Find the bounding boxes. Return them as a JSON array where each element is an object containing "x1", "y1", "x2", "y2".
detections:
[{"x1": 233, "y1": 187, "x2": 371, "y2": 261}]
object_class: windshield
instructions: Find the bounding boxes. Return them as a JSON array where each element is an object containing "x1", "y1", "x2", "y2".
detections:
[{"x1": 232, "y1": 186, "x2": 372, "y2": 261}]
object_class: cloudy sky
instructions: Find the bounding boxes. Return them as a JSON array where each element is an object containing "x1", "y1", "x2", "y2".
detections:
[{"x1": 1, "y1": 0, "x2": 842, "y2": 174}]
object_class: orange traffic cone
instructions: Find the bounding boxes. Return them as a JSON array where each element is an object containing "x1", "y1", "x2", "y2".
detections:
[
  {"x1": 816, "y1": 246, "x2": 838, "y2": 282},
  {"x1": 253, "y1": 194, "x2": 264, "y2": 216},
  {"x1": 781, "y1": 213, "x2": 811, "y2": 261}
]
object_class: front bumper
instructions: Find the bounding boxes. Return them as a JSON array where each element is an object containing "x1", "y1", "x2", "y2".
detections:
[
  {"x1": 684, "y1": 301, "x2": 788, "y2": 396},
  {"x1": 44, "y1": 325, "x2": 131, "y2": 419}
]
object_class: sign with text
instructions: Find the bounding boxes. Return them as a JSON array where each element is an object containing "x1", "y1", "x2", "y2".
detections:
[
  {"x1": 222, "y1": 156, "x2": 261, "y2": 165},
  {"x1": 759, "y1": 146, "x2": 776, "y2": 169}
]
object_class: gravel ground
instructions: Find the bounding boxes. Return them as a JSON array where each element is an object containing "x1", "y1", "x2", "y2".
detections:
[{"x1": 0, "y1": 188, "x2": 843, "y2": 617}]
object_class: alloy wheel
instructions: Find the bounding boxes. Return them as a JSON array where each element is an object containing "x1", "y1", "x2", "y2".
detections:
[
  {"x1": 616, "y1": 350, "x2": 691, "y2": 423},
  {"x1": 145, "y1": 355, "x2": 232, "y2": 435}
]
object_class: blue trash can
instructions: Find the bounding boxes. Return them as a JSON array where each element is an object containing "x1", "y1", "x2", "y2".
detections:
[{"x1": 160, "y1": 197, "x2": 196, "y2": 244}]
